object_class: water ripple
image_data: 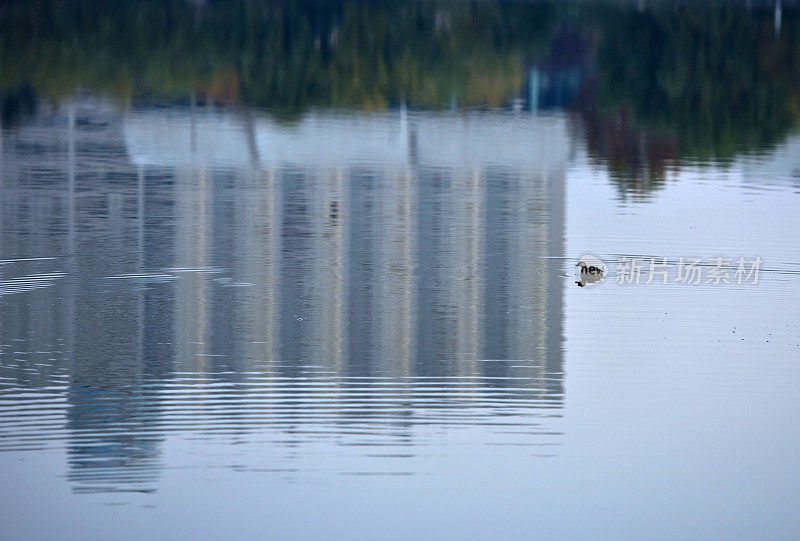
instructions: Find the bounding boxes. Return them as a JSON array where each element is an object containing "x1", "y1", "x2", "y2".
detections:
[{"x1": 0, "y1": 272, "x2": 66, "y2": 296}]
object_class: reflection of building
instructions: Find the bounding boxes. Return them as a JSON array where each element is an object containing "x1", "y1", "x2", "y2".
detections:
[
  {"x1": 0, "y1": 97, "x2": 168, "y2": 494},
  {"x1": 125, "y1": 106, "x2": 568, "y2": 395},
  {"x1": 0, "y1": 97, "x2": 569, "y2": 493}
]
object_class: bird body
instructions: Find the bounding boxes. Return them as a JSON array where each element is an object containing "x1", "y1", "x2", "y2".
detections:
[{"x1": 575, "y1": 259, "x2": 606, "y2": 287}]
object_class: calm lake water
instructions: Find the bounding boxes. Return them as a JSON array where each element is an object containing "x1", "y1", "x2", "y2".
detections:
[{"x1": 1, "y1": 1, "x2": 800, "y2": 539}]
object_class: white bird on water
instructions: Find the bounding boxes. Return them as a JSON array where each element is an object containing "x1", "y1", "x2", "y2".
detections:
[{"x1": 575, "y1": 259, "x2": 605, "y2": 287}]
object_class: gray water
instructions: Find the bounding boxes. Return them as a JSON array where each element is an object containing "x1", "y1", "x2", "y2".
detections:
[
  {"x1": 2, "y1": 2, "x2": 800, "y2": 540},
  {"x1": 1, "y1": 96, "x2": 798, "y2": 541}
]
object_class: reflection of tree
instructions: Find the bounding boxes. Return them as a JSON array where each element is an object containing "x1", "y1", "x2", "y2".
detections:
[
  {"x1": 592, "y1": 3, "x2": 800, "y2": 160},
  {"x1": 0, "y1": 0, "x2": 555, "y2": 115},
  {"x1": 580, "y1": 106, "x2": 678, "y2": 200}
]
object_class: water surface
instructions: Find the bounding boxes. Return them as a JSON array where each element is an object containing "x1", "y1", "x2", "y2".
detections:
[{"x1": 1, "y1": 1, "x2": 799, "y2": 539}]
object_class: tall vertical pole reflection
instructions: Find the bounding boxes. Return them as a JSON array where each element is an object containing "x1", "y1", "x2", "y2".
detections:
[
  {"x1": 137, "y1": 164, "x2": 145, "y2": 370},
  {"x1": 309, "y1": 167, "x2": 347, "y2": 373},
  {"x1": 174, "y1": 163, "x2": 211, "y2": 373},
  {"x1": 236, "y1": 165, "x2": 282, "y2": 372},
  {"x1": 452, "y1": 170, "x2": 483, "y2": 370},
  {"x1": 373, "y1": 168, "x2": 416, "y2": 377},
  {"x1": 66, "y1": 101, "x2": 76, "y2": 372}
]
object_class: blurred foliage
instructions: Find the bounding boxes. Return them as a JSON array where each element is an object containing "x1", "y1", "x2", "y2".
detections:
[
  {"x1": 580, "y1": 107, "x2": 678, "y2": 201},
  {"x1": 589, "y1": 2, "x2": 800, "y2": 161},
  {"x1": 0, "y1": 0, "x2": 555, "y2": 113},
  {"x1": 1, "y1": 0, "x2": 799, "y2": 175}
]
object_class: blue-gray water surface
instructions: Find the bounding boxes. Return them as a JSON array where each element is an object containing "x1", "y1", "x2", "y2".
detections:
[{"x1": 1, "y1": 1, "x2": 800, "y2": 539}]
